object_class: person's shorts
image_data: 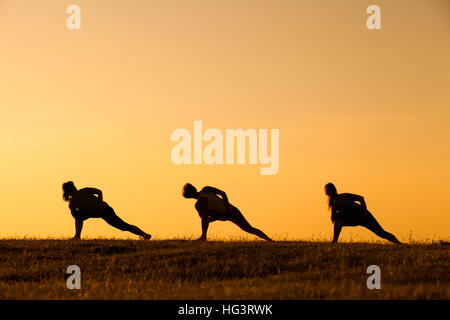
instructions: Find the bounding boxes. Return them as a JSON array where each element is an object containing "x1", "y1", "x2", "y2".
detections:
[{"x1": 101, "y1": 206, "x2": 132, "y2": 231}]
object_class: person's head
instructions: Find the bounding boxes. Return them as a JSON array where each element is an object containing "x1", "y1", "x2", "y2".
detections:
[
  {"x1": 324, "y1": 182, "x2": 337, "y2": 208},
  {"x1": 62, "y1": 181, "x2": 77, "y2": 202},
  {"x1": 182, "y1": 183, "x2": 198, "y2": 199}
]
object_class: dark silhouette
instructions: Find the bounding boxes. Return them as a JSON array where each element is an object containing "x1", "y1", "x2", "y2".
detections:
[
  {"x1": 324, "y1": 182, "x2": 401, "y2": 243},
  {"x1": 182, "y1": 183, "x2": 272, "y2": 241},
  {"x1": 62, "y1": 181, "x2": 151, "y2": 240}
]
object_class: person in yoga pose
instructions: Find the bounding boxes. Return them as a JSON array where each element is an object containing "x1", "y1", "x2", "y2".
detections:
[
  {"x1": 324, "y1": 182, "x2": 401, "y2": 243},
  {"x1": 182, "y1": 183, "x2": 272, "y2": 241},
  {"x1": 62, "y1": 181, "x2": 151, "y2": 240}
]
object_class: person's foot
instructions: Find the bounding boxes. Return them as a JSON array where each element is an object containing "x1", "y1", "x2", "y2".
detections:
[{"x1": 143, "y1": 234, "x2": 151, "y2": 240}]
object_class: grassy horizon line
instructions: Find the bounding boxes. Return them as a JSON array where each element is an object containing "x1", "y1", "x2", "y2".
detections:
[{"x1": 0, "y1": 237, "x2": 448, "y2": 245}]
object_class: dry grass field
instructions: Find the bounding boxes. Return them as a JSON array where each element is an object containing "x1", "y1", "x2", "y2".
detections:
[{"x1": 0, "y1": 239, "x2": 448, "y2": 299}]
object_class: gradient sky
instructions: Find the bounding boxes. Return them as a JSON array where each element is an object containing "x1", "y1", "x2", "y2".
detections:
[{"x1": 0, "y1": 0, "x2": 449, "y2": 241}]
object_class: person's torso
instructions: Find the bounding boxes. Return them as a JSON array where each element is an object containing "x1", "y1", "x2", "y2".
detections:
[
  {"x1": 69, "y1": 190, "x2": 107, "y2": 219},
  {"x1": 332, "y1": 195, "x2": 364, "y2": 225},
  {"x1": 197, "y1": 190, "x2": 227, "y2": 215}
]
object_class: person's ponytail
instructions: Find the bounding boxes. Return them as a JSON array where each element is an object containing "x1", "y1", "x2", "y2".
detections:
[{"x1": 324, "y1": 182, "x2": 338, "y2": 209}]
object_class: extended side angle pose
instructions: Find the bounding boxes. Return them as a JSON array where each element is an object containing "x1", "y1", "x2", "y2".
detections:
[
  {"x1": 182, "y1": 183, "x2": 273, "y2": 241},
  {"x1": 324, "y1": 182, "x2": 401, "y2": 243},
  {"x1": 62, "y1": 181, "x2": 151, "y2": 240}
]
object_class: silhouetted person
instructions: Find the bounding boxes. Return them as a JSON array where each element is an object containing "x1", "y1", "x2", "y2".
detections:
[
  {"x1": 182, "y1": 183, "x2": 272, "y2": 241},
  {"x1": 62, "y1": 181, "x2": 151, "y2": 240},
  {"x1": 324, "y1": 182, "x2": 401, "y2": 243}
]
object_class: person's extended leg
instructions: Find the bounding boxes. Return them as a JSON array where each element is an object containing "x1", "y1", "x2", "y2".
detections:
[
  {"x1": 361, "y1": 211, "x2": 401, "y2": 243},
  {"x1": 102, "y1": 207, "x2": 151, "y2": 239},
  {"x1": 126, "y1": 225, "x2": 151, "y2": 239},
  {"x1": 228, "y1": 207, "x2": 272, "y2": 241}
]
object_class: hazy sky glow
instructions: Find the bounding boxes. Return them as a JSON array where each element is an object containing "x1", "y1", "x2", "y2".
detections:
[{"x1": 0, "y1": 0, "x2": 449, "y2": 241}]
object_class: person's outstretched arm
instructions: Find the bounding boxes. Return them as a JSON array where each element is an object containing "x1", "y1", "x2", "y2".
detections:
[
  {"x1": 332, "y1": 220, "x2": 343, "y2": 243},
  {"x1": 197, "y1": 216, "x2": 209, "y2": 241},
  {"x1": 73, "y1": 219, "x2": 83, "y2": 239}
]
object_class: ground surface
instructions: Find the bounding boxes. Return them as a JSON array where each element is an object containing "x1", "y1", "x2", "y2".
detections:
[{"x1": 0, "y1": 239, "x2": 448, "y2": 299}]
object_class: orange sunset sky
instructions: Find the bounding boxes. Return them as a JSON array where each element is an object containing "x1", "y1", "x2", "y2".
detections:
[{"x1": 0, "y1": 0, "x2": 449, "y2": 241}]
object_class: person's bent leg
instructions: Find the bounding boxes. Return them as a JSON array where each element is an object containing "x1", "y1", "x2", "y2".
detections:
[
  {"x1": 361, "y1": 212, "x2": 401, "y2": 244},
  {"x1": 228, "y1": 208, "x2": 272, "y2": 241}
]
